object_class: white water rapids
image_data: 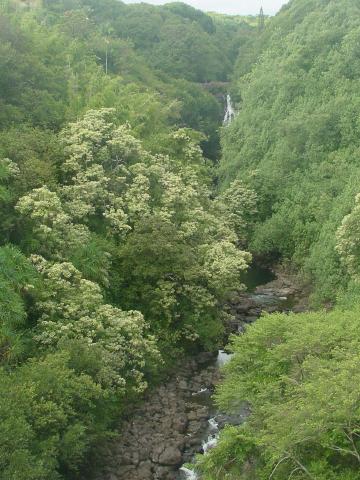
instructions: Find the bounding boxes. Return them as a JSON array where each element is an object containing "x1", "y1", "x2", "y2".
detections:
[
  {"x1": 180, "y1": 416, "x2": 220, "y2": 479},
  {"x1": 180, "y1": 467, "x2": 198, "y2": 480},
  {"x1": 179, "y1": 350, "x2": 233, "y2": 479}
]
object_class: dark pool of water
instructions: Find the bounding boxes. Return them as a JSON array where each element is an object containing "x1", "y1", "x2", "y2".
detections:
[{"x1": 241, "y1": 263, "x2": 276, "y2": 292}]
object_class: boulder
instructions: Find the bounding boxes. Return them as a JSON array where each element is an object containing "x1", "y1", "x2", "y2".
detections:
[{"x1": 158, "y1": 446, "x2": 182, "y2": 466}]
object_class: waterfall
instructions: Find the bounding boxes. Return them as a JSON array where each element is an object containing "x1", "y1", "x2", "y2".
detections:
[
  {"x1": 180, "y1": 466, "x2": 198, "y2": 479},
  {"x1": 202, "y1": 415, "x2": 220, "y2": 454},
  {"x1": 216, "y1": 349, "x2": 233, "y2": 367},
  {"x1": 202, "y1": 435, "x2": 218, "y2": 453},
  {"x1": 223, "y1": 94, "x2": 235, "y2": 125}
]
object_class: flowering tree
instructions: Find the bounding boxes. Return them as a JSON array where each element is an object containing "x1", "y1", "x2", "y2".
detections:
[{"x1": 17, "y1": 109, "x2": 252, "y2": 354}]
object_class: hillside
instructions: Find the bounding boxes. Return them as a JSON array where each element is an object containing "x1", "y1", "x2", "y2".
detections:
[
  {"x1": 197, "y1": 1, "x2": 360, "y2": 479},
  {"x1": 0, "y1": 0, "x2": 255, "y2": 159},
  {"x1": 3, "y1": 0, "x2": 360, "y2": 479},
  {"x1": 0, "y1": 1, "x2": 257, "y2": 478},
  {"x1": 220, "y1": 0, "x2": 360, "y2": 304}
]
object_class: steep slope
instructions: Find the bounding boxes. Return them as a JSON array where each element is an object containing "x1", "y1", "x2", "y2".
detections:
[
  {"x1": 221, "y1": 0, "x2": 360, "y2": 303},
  {"x1": 196, "y1": 2, "x2": 360, "y2": 479},
  {"x1": 1, "y1": 0, "x2": 255, "y2": 159},
  {"x1": 0, "y1": 2, "x2": 258, "y2": 479}
]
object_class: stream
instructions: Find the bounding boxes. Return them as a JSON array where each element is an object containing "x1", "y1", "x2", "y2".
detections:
[
  {"x1": 93, "y1": 265, "x2": 303, "y2": 480},
  {"x1": 179, "y1": 265, "x2": 300, "y2": 479},
  {"x1": 178, "y1": 350, "x2": 238, "y2": 480}
]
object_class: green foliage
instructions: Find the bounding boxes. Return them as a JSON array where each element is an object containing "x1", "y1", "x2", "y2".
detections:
[
  {"x1": 31, "y1": 256, "x2": 160, "y2": 392},
  {"x1": 96, "y1": 0, "x2": 230, "y2": 82},
  {"x1": 0, "y1": 0, "x2": 253, "y2": 160},
  {"x1": 0, "y1": 1, "x2": 256, "y2": 477},
  {"x1": 0, "y1": 245, "x2": 39, "y2": 363},
  {"x1": 15, "y1": 109, "x2": 251, "y2": 352},
  {"x1": 4, "y1": 0, "x2": 360, "y2": 479},
  {"x1": 0, "y1": 126, "x2": 60, "y2": 192},
  {"x1": 217, "y1": 180, "x2": 258, "y2": 246},
  {"x1": 0, "y1": 96, "x2": 253, "y2": 476},
  {"x1": 195, "y1": 3, "x2": 360, "y2": 478},
  {"x1": 336, "y1": 193, "x2": 360, "y2": 279},
  {"x1": 220, "y1": 0, "x2": 360, "y2": 302},
  {"x1": 198, "y1": 308, "x2": 360, "y2": 479},
  {"x1": 0, "y1": 352, "x2": 104, "y2": 480},
  {"x1": 0, "y1": 158, "x2": 20, "y2": 239}
]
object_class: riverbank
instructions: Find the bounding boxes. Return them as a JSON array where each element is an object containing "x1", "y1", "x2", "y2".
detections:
[
  {"x1": 226, "y1": 265, "x2": 309, "y2": 334},
  {"x1": 93, "y1": 352, "x2": 222, "y2": 480},
  {"x1": 91, "y1": 268, "x2": 308, "y2": 480}
]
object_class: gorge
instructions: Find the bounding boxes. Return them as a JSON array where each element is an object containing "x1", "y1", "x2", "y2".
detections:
[
  {"x1": 2, "y1": 1, "x2": 360, "y2": 480},
  {"x1": 89, "y1": 265, "x2": 307, "y2": 480}
]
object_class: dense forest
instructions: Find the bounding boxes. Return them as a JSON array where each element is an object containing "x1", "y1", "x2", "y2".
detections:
[
  {"x1": 2, "y1": 0, "x2": 360, "y2": 479},
  {"x1": 0, "y1": 1, "x2": 256, "y2": 478},
  {"x1": 197, "y1": 0, "x2": 360, "y2": 479}
]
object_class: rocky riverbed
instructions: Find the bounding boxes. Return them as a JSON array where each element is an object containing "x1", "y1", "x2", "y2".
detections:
[
  {"x1": 93, "y1": 268, "x2": 307, "y2": 480},
  {"x1": 93, "y1": 352, "x2": 224, "y2": 480},
  {"x1": 226, "y1": 267, "x2": 308, "y2": 334}
]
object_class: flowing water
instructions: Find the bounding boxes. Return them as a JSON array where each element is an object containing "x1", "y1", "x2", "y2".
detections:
[
  {"x1": 179, "y1": 351, "x2": 233, "y2": 480},
  {"x1": 91, "y1": 265, "x2": 300, "y2": 480},
  {"x1": 179, "y1": 265, "x2": 297, "y2": 479},
  {"x1": 179, "y1": 349, "x2": 252, "y2": 480},
  {"x1": 223, "y1": 94, "x2": 235, "y2": 125},
  {"x1": 241, "y1": 264, "x2": 276, "y2": 292}
]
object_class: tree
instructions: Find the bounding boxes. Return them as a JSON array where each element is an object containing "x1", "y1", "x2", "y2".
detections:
[
  {"x1": 0, "y1": 158, "x2": 20, "y2": 240},
  {"x1": 0, "y1": 352, "x2": 104, "y2": 480},
  {"x1": 219, "y1": 0, "x2": 360, "y2": 303},
  {"x1": 17, "y1": 109, "x2": 251, "y2": 353},
  {"x1": 258, "y1": 6, "x2": 265, "y2": 32},
  {"x1": 336, "y1": 193, "x2": 360, "y2": 280},
  {"x1": 31, "y1": 256, "x2": 160, "y2": 392},
  {"x1": 0, "y1": 245, "x2": 39, "y2": 364},
  {"x1": 198, "y1": 308, "x2": 360, "y2": 479}
]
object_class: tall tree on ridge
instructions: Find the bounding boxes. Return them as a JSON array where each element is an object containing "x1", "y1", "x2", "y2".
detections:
[{"x1": 258, "y1": 6, "x2": 265, "y2": 32}]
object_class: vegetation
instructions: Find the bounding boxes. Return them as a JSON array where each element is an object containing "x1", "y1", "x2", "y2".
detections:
[
  {"x1": 0, "y1": 1, "x2": 257, "y2": 477},
  {"x1": 3, "y1": 0, "x2": 360, "y2": 479},
  {"x1": 198, "y1": 307, "x2": 360, "y2": 479},
  {"x1": 220, "y1": 0, "x2": 360, "y2": 305},
  {"x1": 197, "y1": 1, "x2": 360, "y2": 479}
]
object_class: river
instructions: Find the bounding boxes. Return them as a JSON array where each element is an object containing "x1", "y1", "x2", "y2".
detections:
[
  {"x1": 178, "y1": 265, "x2": 300, "y2": 479},
  {"x1": 92, "y1": 264, "x2": 303, "y2": 480}
]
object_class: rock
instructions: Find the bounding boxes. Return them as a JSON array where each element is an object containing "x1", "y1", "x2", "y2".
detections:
[
  {"x1": 238, "y1": 323, "x2": 246, "y2": 333},
  {"x1": 187, "y1": 436, "x2": 203, "y2": 446},
  {"x1": 114, "y1": 466, "x2": 137, "y2": 477},
  {"x1": 187, "y1": 410, "x2": 199, "y2": 421},
  {"x1": 173, "y1": 416, "x2": 188, "y2": 433},
  {"x1": 131, "y1": 451, "x2": 140, "y2": 466},
  {"x1": 244, "y1": 316, "x2": 258, "y2": 323},
  {"x1": 236, "y1": 300, "x2": 255, "y2": 313},
  {"x1": 187, "y1": 420, "x2": 204, "y2": 436},
  {"x1": 195, "y1": 407, "x2": 209, "y2": 419},
  {"x1": 160, "y1": 417, "x2": 173, "y2": 430},
  {"x1": 151, "y1": 444, "x2": 165, "y2": 463},
  {"x1": 137, "y1": 461, "x2": 153, "y2": 478},
  {"x1": 197, "y1": 352, "x2": 216, "y2": 364},
  {"x1": 153, "y1": 465, "x2": 175, "y2": 480},
  {"x1": 107, "y1": 474, "x2": 119, "y2": 480},
  {"x1": 158, "y1": 446, "x2": 182, "y2": 466},
  {"x1": 86, "y1": 268, "x2": 309, "y2": 480},
  {"x1": 178, "y1": 380, "x2": 188, "y2": 390},
  {"x1": 265, "y1": 306, "x2": 278, "y2": 313}
]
